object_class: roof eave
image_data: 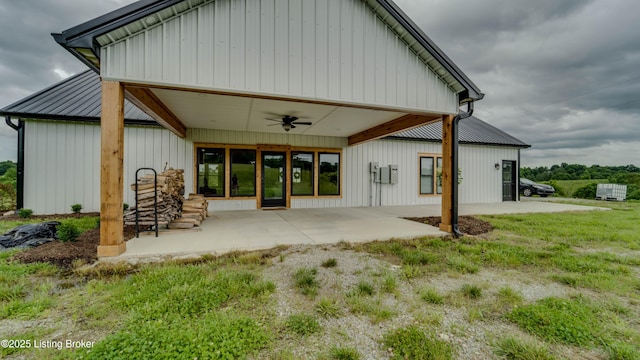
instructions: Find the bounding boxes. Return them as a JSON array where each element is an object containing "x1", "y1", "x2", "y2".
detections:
[{"x1": 52, "y1": 0, "x2": 184, "y2": 69}]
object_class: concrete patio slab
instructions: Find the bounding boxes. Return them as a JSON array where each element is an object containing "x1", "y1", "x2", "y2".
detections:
[{"x1": 116, "y1": 200, "x2": 608, "y2": 260}]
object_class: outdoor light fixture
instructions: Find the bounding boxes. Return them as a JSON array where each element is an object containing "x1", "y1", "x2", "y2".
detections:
[{"x1": 494, "y1": 163, "x2": 500, "y2": 170}]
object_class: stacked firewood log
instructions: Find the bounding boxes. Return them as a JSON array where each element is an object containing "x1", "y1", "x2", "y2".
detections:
[
  {"x1": 168, "y1": 194, "x2": 208, "y2": 229},
  {"x1": 124, "y1": 168, "x2": 185, "y2": 226}
]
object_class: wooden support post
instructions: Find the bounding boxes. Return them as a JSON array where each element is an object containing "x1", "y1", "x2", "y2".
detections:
[
  {"x1": 439, "y1": 114, "x2": 454, "y2": 233},
  {"x1": 98, "y1": 81, "x2": 126, "y2": 257}
]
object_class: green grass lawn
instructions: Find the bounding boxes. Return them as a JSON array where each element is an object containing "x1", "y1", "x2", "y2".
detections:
[{"x1": 1, "y1": 203, "x2": 639, "y2": 359}]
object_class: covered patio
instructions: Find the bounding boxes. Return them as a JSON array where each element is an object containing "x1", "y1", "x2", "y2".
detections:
[
  {"x1": 118, "y1": 200, "x2": 608, "y2": 260},
  {"x1": 52, "y1": 0, "x2": 488, "y2": 257}
]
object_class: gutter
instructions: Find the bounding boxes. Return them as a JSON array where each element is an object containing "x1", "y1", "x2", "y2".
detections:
[
  {"x1": 450, "y1": 101, "x2": 474, "y2": 237},
  {"x1": 4, "y1": 117, "x2": 24, "y2": 211}
]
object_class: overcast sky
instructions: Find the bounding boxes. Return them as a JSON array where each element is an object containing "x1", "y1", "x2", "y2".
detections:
[{"x1": 1, "y1": 0, "x2": 639, "y2": 167}]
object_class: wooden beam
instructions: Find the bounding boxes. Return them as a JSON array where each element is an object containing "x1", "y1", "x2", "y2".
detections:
[
  {"x1": 439, "y1": 114, "x2": 454, "y2": 233},
  {"x1": 98, "y1": 81, "x2": 126, "y2": 257},
  {"x1": 348, "y1": 114, "x2": 440, "y2": 146},
  {"x1": 125, "y1": 86, "x2": 187, "y2": 138}
]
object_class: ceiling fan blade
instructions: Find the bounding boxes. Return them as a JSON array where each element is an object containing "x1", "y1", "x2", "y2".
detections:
[
  {"x1": 267, "y1": 123, "x2": 281, "y2": 126},
  {"x1": 290, "y1": 124, "x2": 297, "y2": 129},
  {"x1": 292, "y1": 121, "x2": 312, "y2": 125},
  {"x1": 265, "y1": 118, "x2": 282, "y2": 122}
]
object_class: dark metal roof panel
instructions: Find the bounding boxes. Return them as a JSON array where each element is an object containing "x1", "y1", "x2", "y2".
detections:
[
  {"x1": 388, "y1": 116, "x2": 530, "y2": 148},
  {"x1": 0, "y1": 70, "x2": 155, "y2": 124}
]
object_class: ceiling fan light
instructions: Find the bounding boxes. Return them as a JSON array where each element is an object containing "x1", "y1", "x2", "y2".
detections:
[{"x1": 282, "y1": 123, "x2": 292, "y2": 132}]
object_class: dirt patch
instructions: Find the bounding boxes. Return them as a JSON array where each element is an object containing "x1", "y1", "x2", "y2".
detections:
[
  {"x1": 13, "y1": 226, "x2": 138, "y2": 268},
  {"x1": 403, "y1": 216, "x2": 493, "y2": 235}
]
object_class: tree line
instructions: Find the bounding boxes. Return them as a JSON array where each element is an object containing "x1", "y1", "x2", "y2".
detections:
[
  {"x1": 521, "y1": 163, "x2": 640, "y2": 182},
  {"x1": 522, "y1": 163, "x2": 640, "y2": 200},
  {"x1": 0, "y1": 160, "x2": 17, "y2": 211}
]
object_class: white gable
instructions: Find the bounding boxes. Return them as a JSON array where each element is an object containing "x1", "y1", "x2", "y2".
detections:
[{"x1": 101, "y1": 0, "x2": 458, "y2": 114}]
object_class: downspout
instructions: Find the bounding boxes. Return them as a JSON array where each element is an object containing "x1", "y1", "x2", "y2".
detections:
[
  {"x1": 450, "y1": 101, "x2": 474, "y2": 237},
  {"x1": 4, "y1": 117, "x2": 24, "y2": 211}
]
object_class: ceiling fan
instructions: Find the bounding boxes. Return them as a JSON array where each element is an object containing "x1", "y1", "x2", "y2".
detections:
[{"x1": 265, "y1": 115, "x2": 312, "y2": 132}]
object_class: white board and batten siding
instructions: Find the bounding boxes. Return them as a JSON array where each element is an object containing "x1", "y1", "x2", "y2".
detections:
[{"x1": 100, "y1": 0, "x2": 458, "y2": 115}]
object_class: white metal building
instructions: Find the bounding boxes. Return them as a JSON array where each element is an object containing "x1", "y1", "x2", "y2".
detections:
[
  {"x1": 2, "y1": 71, "x2": 528, "y2": 215},
  {"x1": 1, "y1": 0, "x2": 529, "y2": 256}
]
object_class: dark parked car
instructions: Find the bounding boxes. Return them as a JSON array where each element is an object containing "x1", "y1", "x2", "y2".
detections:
[{"x1": 519, "y1": 178, "x2": 555, "y2": 197}]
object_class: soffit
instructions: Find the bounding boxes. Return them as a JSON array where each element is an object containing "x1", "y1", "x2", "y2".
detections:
[{"x1": 151, "y1": 88, "x2": 406, "y2": 137}]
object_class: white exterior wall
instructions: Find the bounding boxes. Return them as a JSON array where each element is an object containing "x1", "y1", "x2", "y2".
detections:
[
  {"x1": 101, "y1": 0, "x2": 458, "y2": 114},
  {"x1": 24, "y1": 121, "x2": 192, "y2": 214},
  {"x1": 24, "y1": 121, "x2": 517, "y2": 214}
]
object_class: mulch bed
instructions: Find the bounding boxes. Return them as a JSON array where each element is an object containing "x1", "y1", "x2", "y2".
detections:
[
  {"x1": 12, "y1": 225, "x2": 138, "y2": 268},
  {"x1": 1, "y1": 212, "x2": 100, "y2": 221},
  {"x1": 404, "y1": 216, "x2": 493, "y2": 235}
]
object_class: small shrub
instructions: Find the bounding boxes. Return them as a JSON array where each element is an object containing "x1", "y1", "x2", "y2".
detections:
[
  {"x1": 285, "y1": 313, "x2": 320, "y2": 335},
  {"x1": 17, "y1": 208, "x2": 33, "y2": 218},
  {"x1": 573, "y1": 183, "x2": 598, "y2": 199},
  {"x1": 71, "y1": 204, "x2": 83, "y2": 213},
  {"x1": 316, "y1": 298, "x2": 342, "y2": 318},
  {"x1": 123, "y1": 203, "x2": 130, "y2": 211},
  {"x1": 321, "y1": 258, "x2": 338, "y2": 268},
  {"x1": 57, "y1": 222, "x2": 80, "y2": 242},
  {"x1": 383, "y1": 325, "x2": 454, "y2": 360},
  {"x1": 461, "y1": 284, "x2": 482, "y2": 299},
  {"x1": 420, "y1": 288, "x2": 444, "y2": 305},
  {"x1": 294, "y1": 268, "x2": 319, "y2": 297},
  {"x1": 329, "y1": 346, "x2": 361, "y2": 360}
]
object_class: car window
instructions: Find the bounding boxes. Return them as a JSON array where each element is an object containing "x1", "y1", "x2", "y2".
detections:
[{"x1": 520, "y1": 178, "x2": 534, "y2": 185}]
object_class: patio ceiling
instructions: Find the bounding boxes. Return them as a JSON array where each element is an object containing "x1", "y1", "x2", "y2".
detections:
[{"x1": 147, "y1": 87, "x2": 428, "y2": 138}]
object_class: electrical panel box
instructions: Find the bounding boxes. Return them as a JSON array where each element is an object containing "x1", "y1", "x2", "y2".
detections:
[
  {"x1": 389, "y1": 164, "x2": 398, "y2": 184},
  {"x1": 371, "y1": 162, "x2": 380, "y2": 183},
  {"x1": 380, "y1": 166, "x2": 390, "y2": 184}
]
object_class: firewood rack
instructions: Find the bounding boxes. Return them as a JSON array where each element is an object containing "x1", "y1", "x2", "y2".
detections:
[{"x1": 135, "y1": 168, "x2": 159, "y2": 238}]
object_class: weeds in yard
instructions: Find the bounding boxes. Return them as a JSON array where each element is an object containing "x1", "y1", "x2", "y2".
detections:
[
  {"x1": 497, "y1": 286, "x2": 523, "y2": 306},
  {"x1": 420, "y1": 287, "x2": 444, "y2": 305},
  {"x1": 329, "y1": 346, "x2": 361, "y2": 360},
  {"x1": 493, "y1": 336, "x2": 556, "y2": 360},
  {"x1": 346, "y1": 295, "x2": 395, "y2": 323},
  {"x1": 383, "y1": 325, "x2": 453, "y2": 360},
  {"x1": 380, "y1": 272, "x2": 397, "y2": 293},
  {"x1": 316, "y1": 298, "x2": 343, "y2": 318},
  {"x1": 285, "y1": 313, "x2": 321, "y2": 335},
  {"x1": 461, "y1": 284, "x2": 482, "y2": 299},
  {"x1": 294, "y1": 267, "x2": 319, "y2": 297},
  {"x1": 321, "y1": 258, "x2": 338, "y2": 268}
]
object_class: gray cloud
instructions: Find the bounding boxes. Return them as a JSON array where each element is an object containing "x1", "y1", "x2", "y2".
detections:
[{"x1": 2, "y1": 0, "x2": 640, "y2": 168}]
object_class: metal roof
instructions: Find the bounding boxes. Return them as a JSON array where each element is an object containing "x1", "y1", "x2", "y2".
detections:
[
  {"x1": 52, "y1": 0, "x2": 483, "y2": 102},
  {"x1": 387, "y1": 116, "x2": 530, "y2": 148},
  {"x1": 0, "y1": 70, "x2": 155, "y2": 124}
]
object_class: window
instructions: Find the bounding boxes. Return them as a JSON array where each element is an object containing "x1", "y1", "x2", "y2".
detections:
[
  {"x1": 420, "y1": 157, "x2": 434, "y2": 194},
  {"x1": 292, "y1": 152, "x2": 314, "y2": 196},
  {"x1": 230, "y1": 149, "x2": 256, "y2": 197},
  {"x1": 319, "y1": 153, "x2": 340, "y2": 196},
  {"x1": 436, "y1": 157, "x2": 443, "y2": 194},
  {"x1": 420, "y1": 155, "x2": 443, "y2": 195},
  {"x1": 197, "y1": 147, "x2": 225, "y2": 197}
]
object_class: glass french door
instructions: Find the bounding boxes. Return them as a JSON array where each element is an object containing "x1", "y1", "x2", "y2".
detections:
[{"x1": 261, "y1": 152, "x2": 286, "y2": 207}]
